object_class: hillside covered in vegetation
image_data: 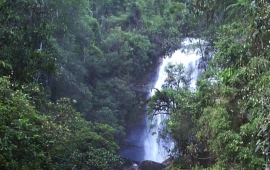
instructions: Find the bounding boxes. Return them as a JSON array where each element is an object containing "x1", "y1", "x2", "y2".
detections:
[
  {"x1": 149, "y1": 0, "x2": 270, "y2": 169},
  {"x1": 1, "y1": 0, "x2": 270, "y2": 169}
]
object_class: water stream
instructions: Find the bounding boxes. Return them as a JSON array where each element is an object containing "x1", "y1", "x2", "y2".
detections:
[
  {"x1": 143, "y1": 39, "x2": 204, "y2": 162},
  {"x1": 118, "y1": 38, "x2": 206, "y2": 164}
]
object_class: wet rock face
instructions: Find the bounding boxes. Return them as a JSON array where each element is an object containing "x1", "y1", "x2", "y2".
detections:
[{"x1": 138, "y1": 160, "x2": 166, "y2": 170}]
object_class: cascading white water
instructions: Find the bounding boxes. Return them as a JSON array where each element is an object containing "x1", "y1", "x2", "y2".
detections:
[{"x1": 143, "y1": 38, "x2": 204, "y2": 162}]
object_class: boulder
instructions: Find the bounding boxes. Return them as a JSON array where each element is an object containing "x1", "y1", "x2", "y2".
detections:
[
  {"x1": 162, "y1": 156, "x2": 174, "y2": 166},
  {"x1": 138, "y1": 160, "x2": 166, "y2": 170}
]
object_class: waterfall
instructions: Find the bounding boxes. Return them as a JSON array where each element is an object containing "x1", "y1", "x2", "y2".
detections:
[{"x1": 143, "y1": 38, "x2": 204, "y2": 162}]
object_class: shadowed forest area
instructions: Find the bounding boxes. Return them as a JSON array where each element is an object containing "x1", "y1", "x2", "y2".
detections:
[{"x1": 0, "y1": 0, "x2": 270, "y2": 169}]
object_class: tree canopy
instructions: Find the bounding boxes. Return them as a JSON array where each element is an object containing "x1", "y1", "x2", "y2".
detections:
[
  {"x1": 147, "y1": 0, "x2": 270, "y2": 169},
  {"x1": 0, "y1": 0, "x2": 190, "y2": 169},
  {"x1": 2, "y1": 0, "x2": 270, "y2": 169}
]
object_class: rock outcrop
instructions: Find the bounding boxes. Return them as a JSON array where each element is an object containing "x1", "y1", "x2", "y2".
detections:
[
  {"x1": 162, "y1": 156, "x2": 174, "y2": 166},
  {"x1": 138, "y1": 160, "x2": 166, "y2": 170}
]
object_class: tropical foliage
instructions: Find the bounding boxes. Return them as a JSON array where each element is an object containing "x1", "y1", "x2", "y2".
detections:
[
  {"x1": 0, "y1": 0, "x2": 190, "y2": 169},
  {"x1": 2, "y1": 0, "x2": 270, "y2": 169},
  {"x1": 147, "y1": 0, "x2": 270, "y2": 169}
]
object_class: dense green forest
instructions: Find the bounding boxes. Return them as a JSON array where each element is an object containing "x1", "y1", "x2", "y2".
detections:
[
  {"x1": 0, "y1": 0, "x2": 191, "y2": 169},
  {"x1": 1, "y1": 0, "x2": 270, "y2": 169},
  {"x1": 147, "y1": 0, "x2": 270, "y2": 169}
]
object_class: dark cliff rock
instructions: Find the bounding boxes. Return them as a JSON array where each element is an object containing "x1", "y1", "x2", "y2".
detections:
[
  {"x1": 162, "y1": 156, "x2": 174, "y2": 166},
  {"x1": 138, "y1": 160, "x2": 166, "y2": 170}
]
